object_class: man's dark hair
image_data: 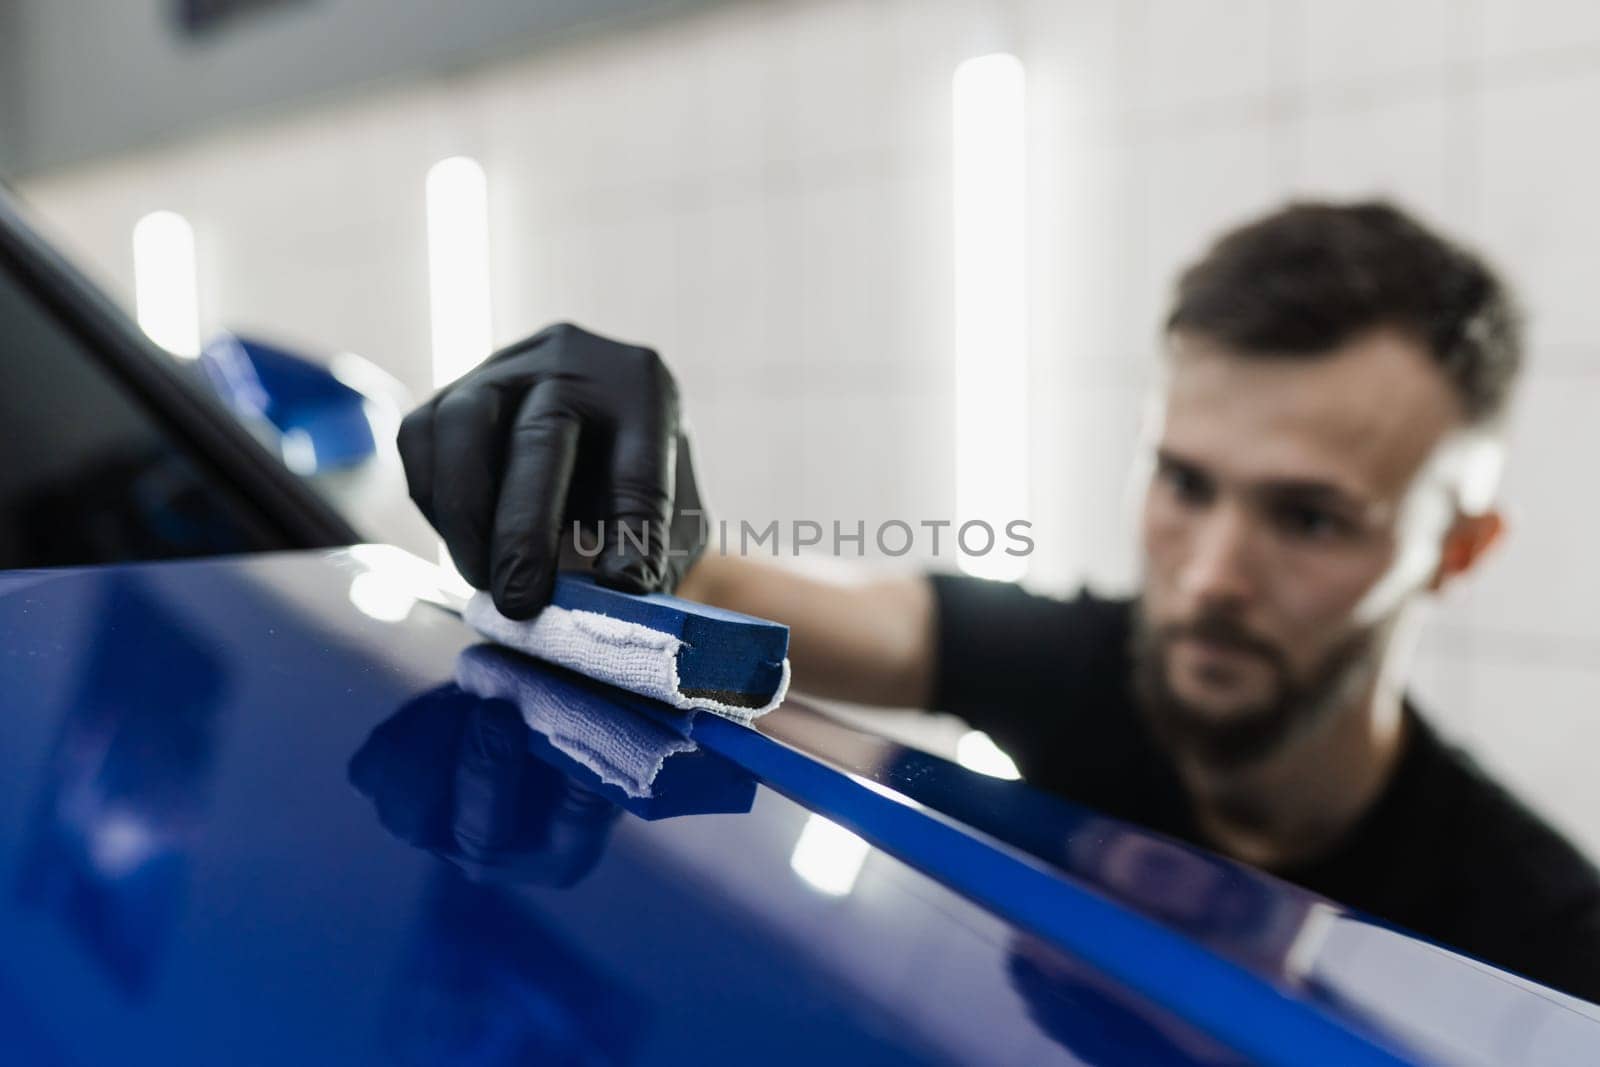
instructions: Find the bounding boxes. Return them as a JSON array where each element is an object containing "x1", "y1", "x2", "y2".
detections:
[{"x1": 1166, "y1": 200, "x2": 1523, "y2": 424}]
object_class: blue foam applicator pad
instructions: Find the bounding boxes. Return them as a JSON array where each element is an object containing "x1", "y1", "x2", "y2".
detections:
[{"x1": 545, "y1": 574, "x2": 789, "y2": 707}]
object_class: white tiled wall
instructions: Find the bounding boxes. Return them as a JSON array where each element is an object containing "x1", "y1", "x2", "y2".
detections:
[{"x1": 17, "y1": 0, "x2": 1600, "y2": 854}]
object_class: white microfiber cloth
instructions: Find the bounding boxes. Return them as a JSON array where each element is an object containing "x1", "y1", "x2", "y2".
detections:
[
  {"x1": 455, "y1": 646, "x2": 697, "y2": 798},
  {"x1": 464, "y1": 592, "x2": 791, "y2": 725}
]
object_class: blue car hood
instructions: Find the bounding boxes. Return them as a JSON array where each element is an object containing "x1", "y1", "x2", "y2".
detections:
[{"x1": 0, "y1": 548, "x2": 1594, "y2": 1066}]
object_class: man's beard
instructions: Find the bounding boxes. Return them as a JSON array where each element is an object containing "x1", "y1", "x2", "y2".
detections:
[{"x1": 1130, "y1": 603, "x2": 1384, "y2": 772}]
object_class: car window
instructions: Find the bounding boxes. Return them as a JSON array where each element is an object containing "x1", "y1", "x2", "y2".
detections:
[{"x1": 0, "y1": 263, "x2": 278, "y2": 569}]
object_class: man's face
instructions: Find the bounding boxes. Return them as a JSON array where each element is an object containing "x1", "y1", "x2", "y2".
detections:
[{"x1": 1136, "y1": 327, "x2": 1466, "y2": 766}]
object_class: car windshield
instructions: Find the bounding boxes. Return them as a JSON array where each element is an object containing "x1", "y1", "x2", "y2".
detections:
[{"x1": 0, "y1": 259, "x2": 278, "y2": 569}]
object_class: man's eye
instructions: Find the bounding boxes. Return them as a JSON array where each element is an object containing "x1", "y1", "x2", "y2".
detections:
[
  {"x1": 1160, "y1": 463, "x2": 1211, "y2": 506},
  {"x1": 1274, "y1": 503, "x2": 1348, "y2": 540}
]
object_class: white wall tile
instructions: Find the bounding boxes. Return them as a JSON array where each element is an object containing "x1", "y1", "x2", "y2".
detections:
[
  {"x1": 1452, "y1": 373, "x2": 1600, "y2": 645},
  {"x1": 1118, "y1": 120, "x2": 1282, "y2": 373},
  {"x1": 575, "y1": 209, "x2": 687, "y2": 357},
  {"x1": 670, "y1": 195, "x2": 772, "y2": 389},
  {"x1": 1290, "y1": 92, "x2": 1466, "y2": 227},
  {"x1": 793, "y1": 176, "x2": 918, "y2": 379},
  {"x1": 1482, "y1": 0, "x2": 1600, "y2": 63},
  {"x1": 1478, "y1": 70, "x2": 1600, "y2": 356},
  {"x1": 692, "y1": 378, "x2": 806, "y2": 536},
  {"x1": 1301, "y1": 0, "x2": 1462, "y2": 89},
  {"x1": 1122, "y1": 0, "x2": 1281, "y2": 118},
  {"x1": 1020, "y1": 0, "x2": 1122, "y2": 130},
  {"x1": 662, "y1": 6, "x2": 771, "y2": 184},
  {"x1": 798, "y1": 390, "x2": 925, "y2": 539},
  {"x1": 1029, "y1": 383, "x2": 1148, "y2": 596},
  {"x1": 1406, "y1": 631, "x2": 1479, "y2": 742},
  {"x1": 208, "y1": 235, "x2": 432, "y2": 379},
  {"x1": 759, "y1": 0, "x2": 901, "y2": 170}
]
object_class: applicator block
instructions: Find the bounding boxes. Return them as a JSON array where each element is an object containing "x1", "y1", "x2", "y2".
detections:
[{"x1": 546, "y1": 574, "x2": 790, "y2": 708}]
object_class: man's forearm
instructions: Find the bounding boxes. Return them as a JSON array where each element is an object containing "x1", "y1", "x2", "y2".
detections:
[{"x1": 677, "y1": 554, "x2": 937, "y2": 708}]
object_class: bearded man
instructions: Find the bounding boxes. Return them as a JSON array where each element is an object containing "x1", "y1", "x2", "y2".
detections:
[{"x1": 399, "y1": 201, "x2": 1600, "y2": 1001}]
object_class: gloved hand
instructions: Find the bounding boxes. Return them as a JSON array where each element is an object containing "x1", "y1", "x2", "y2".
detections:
[{"x1": 398, "y1": 322, "x2": 707, "y2": 619}]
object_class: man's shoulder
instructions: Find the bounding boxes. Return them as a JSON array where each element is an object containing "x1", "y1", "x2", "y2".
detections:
[
  {"x1": 928, "y1": 573, "x2": 1134, "y2": 636},
  {"x1": 1408, "y1": 717, "x2": 1600, "y2": 912},
  {"x1": 926, "y1": 573, "x2": 1139, "y2": 729},
  {"x1": 1406, "y1": 718, "x2": 1600, "y2": 998}
]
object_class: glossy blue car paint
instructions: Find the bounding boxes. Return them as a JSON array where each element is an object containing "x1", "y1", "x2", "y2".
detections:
[{"x1": 0, "y1": 549, "x2": 1596, "y2": 1065}]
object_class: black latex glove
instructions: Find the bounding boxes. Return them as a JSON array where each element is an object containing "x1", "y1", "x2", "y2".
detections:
[{"x1": 398, "y1": 322, "x2": 707, "y2": 618}]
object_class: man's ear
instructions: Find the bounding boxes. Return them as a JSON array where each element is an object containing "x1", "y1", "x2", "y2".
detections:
[{"x1": 1428, "y1": 510, "x2": 1505, "y2": 591}]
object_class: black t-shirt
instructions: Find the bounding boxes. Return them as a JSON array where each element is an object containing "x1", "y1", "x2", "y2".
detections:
[{"x1": 930, "y1": 573, "x2": 1600, "y2": 1003}]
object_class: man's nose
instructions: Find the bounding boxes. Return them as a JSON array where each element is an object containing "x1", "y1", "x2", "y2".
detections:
[{"x1": 1178, "y1": 503, "x2": 1258, "y2": 610}]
